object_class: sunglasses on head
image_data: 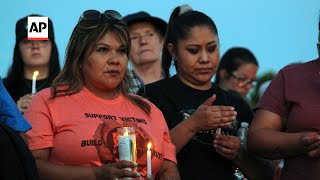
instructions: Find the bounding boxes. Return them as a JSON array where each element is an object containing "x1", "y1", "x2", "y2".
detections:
[{"x1": 78, "y1": 9, "x2": 122, "y2": 22}]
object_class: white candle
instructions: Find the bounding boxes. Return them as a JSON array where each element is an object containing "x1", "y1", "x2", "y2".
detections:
[
  {"x1": 147, "y1": 142, "x2": 152, "y2": 178},
  {"x1": 118, "y1": 128, "x2": 136, "y2": 172},
  {"x1": 32, "y1": 71, "x2": 39, "y2": 94}
]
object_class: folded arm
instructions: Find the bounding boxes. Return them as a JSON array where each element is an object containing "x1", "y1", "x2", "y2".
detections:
[{"x1": 248, "y1": 109, "x2": 320, "y2": 159}]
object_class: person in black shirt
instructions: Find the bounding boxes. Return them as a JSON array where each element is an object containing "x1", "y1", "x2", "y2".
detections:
[
  {"x1": 139, "y1": 4, "x2": 274, "y2": 180},
  {"x1": 3, "y1": 14, "x2": 60, "y2": 113}
]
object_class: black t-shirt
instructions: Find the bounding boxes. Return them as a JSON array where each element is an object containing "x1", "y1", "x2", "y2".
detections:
[
  {"x1": 3, "y1": 78, "x2": 51, "y2": 102},
  {"x1": 139, "y1": 75, "x2": 253, "y2": 180}
]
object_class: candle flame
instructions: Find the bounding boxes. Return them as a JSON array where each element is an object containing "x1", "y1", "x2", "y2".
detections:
[
  {"x1": 147, "y1": 142, "x2": 152, "y2": 150},
  {"x1": 33, "y1": 71, "x2": 39, "y2": 78}
]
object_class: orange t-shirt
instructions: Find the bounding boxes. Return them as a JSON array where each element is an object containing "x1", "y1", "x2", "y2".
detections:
[{"x1": 24, "y1": 87, "x2": 176, "y2": 178}]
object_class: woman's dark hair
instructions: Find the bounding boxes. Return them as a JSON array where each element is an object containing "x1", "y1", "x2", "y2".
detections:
[
  {"x1": 52, "y1": 11, "x2": 151, "y2": 114},
  {"x1": 215, "y1": 47, "x2": 259, "y2": 84},
  {"x1": 162, "y1": 5, "x2": 219, "y2": 77},
  {"x1": 5, "y1": 39, "x2": 60, "y2": 96}
]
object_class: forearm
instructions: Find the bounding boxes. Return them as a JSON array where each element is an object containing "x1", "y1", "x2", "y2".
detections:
[
  {"x1": 169, "y1": 117, "x2": 198, "y2": 153},
  {"x1": 156, "y1": 160, "x2": 180, "y2": 180},
  {"x1": 36, "y1": 158, "x2": 100, "y2": 180},
  {"x1": 234, "y1": 145, "x2": 274, "y2": 180},
  {"x1": 248, "y1": 128, "x2": 304, "y2": 159}
]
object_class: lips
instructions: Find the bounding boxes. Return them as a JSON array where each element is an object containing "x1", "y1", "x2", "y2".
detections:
[
  {"x1": 31, "y1": 53, "x2": 41, "y2": 57},
  {"x1": 107, "y1": 70, "x2": 120, "y2": 73},
  {"x1": 195, "y1": 68, "x2": 213, "y2": 73},
  {"x1": 139, "y1": 49, "x2": 151, "y2": 54},
  {"x1": 105, "y1": 69, "x2": 121, "y2": 75}
]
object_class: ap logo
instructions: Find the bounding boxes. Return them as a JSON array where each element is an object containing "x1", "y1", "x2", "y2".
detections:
[{"x1": 27, "y1": 16, "x2": 48, "y2": 40}]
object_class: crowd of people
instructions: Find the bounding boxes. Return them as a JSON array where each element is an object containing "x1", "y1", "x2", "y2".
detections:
[{"x1": 0, "y1": 4, "x2": 319, "y2": 180}]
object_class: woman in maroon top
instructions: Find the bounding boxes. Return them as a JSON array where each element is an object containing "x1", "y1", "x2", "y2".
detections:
[{"x1": 248, "y1": 15, "x2": 320, "y2": 180}]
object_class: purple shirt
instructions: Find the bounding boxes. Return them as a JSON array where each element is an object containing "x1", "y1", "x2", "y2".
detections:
[{"x1": 256, "y1": 59, "x2": 320, "y2": 179}]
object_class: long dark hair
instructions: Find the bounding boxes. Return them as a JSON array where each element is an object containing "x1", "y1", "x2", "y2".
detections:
[
  {"x1": 52, "y1": 11, "x2": 151, "y2": 115},
  {"x1": 162, "y1": 5, "x2": 219, "y2": 77},
  {"x1": 5, "y1": 38, "x2": 60, "y2": 95},
  {"x1": 215, "y1": 47, "x2": 259, "y2": 84}
]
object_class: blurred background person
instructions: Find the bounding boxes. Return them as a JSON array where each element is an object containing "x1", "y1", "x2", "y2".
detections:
[
  {"x1": 248, "y1": 15, "x2": 320, "y2": 180},
  {"x1": 123, "y1": 11, "x2": 167, "y2": 94},
  {"x1": 3, "y1": 14, "x2": 60, "y2": 114},
  {"x1": 24, "y1": 9, "x2": 179, "y2": 180},
  {"x1": 215, "y1": 47, "x2": 259, "y2": 99},
  {"x1": 140, "y1": 5, "x2": 274, "y2": 180}
]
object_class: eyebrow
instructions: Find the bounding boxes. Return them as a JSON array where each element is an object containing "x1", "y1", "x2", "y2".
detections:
[
  {"x1": 96, "y1": 43, "x2": 109, "y2": 46},
  {"x1": 186, "y1": 41, "x2": 218, "y2": 47},
  {"x1": 95, "y1": 43, "x2": 127, "y2": 49},
  {"x1": 234, "y1": 73, "x2": 257, "y2": 80},
  {"x1": 131, "y1": 29, "x2": 155, "y2": 35}
]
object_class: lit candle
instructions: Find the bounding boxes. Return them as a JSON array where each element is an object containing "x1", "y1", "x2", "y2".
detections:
[
  {"x1": 32, "y1": 71, "x2": 39, "y2": 94},
  {"x1": 147, "y1": 142, "x2": 152, "y2": 178},
  {"x1": 117, "y1": 127, "x2": 136, "y2": 172}
]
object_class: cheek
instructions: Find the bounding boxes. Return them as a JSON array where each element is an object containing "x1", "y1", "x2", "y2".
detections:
[
  {"x1": 20, "y1": 50, "x2": 28, "y2": 60},
  {"x1": 82, "y1": 58, "x2": 102, "y2": 77},
  {"x1": 175, "y1": 55, "x2": 194, "y2": 75},
  {"x1": 153, "y1": 39, "x2": 163, "y2": 51},
  {"x1": 130, "y1": 44, "x2": 139, "y2": 54},
  {"x1": 82, "y1": 65, "x2": 94, "y2": 81},
  {"x1": 231, "y1": 82, "x2": 244, "y2": 92},
  {"x1": 211, "y1": 52, "x2": 220, "y2": 63},
  {"x1": 43, "y1": 46, "x2": 52, "y2": 62}
]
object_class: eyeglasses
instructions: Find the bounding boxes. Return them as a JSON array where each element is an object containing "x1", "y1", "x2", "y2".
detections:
[
  {"x1": 20, "y1": 39, "x2": 51, "y2": 48},
  {"x1": 78, "y1": 9, "x2": 122, "y2": 23},
  {"x1": 130, "y1": 32, "x2": 157, "y2": 42},
  {"x1": 230, "y1": 73, "x2": 257, "y2": 88}
]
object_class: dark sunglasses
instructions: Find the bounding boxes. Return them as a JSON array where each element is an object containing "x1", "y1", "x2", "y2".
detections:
[{"x1": 78, "y1": 9, "x2": 122, "y2": 22}]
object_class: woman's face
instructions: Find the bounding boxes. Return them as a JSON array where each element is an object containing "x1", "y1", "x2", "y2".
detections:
[
  {"x1": 173, "y1": 26, "x2": 220, "y2": 90},
  {"x1": 222, "y1": 63, "x2": 258, "y2": 96},
  {"x1": 19, "y1": 39, "x2": 52, "y2": 68},
  {"x1": 128, "y1": 22, "x2": 164, "y2": 66},
  {"x1": 82, "y1": 31, "x2": 128, "y2": 99}
]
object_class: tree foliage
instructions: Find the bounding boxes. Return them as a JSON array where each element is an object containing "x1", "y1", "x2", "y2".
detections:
[{"x1": 248, "y1": 70, "x2": 276, "y2": 107}]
